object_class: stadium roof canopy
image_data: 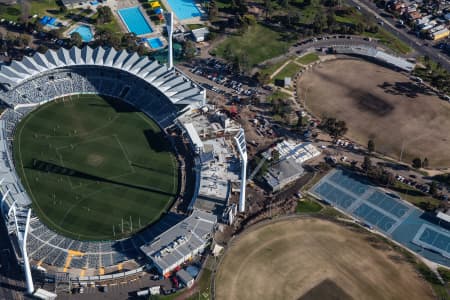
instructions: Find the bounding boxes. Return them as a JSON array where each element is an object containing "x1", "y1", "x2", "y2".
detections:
[{"x1": 0, "y1": 46, "x2": 205, "y2": 107}]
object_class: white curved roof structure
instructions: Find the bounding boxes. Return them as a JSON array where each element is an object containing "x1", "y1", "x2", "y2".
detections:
[{"x1": 0, "y1": 46, "x2": 206, "y2": 107}]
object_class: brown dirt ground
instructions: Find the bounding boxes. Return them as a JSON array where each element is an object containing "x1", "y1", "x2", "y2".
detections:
[
  {"x1": 297, "y1": 58, "x2": 450, "y2": 168},
  {"x1": 215, "y1": 218, "x2": 434, "y2": 300}
]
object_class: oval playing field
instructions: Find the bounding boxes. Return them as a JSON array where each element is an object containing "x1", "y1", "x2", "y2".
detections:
[
  {"x1": 13, "y1": 95, "x2": 178, "y2": 241},
  {"x1": 215, "y1": 218, "x2": 434, "y2": 300},
  {"x1": 298, "y1": 59, "x2": 450, "y2": 168}
]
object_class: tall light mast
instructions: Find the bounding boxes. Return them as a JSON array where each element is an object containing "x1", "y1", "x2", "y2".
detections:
[
  {"x1": 234, "y1": 129, "x2": 247, "y2": 212},
  {"x1": 164, "y1": 12, "x2": 174, "y2": 69}
]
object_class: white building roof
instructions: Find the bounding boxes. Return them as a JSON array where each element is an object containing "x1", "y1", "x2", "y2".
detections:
[
  {"x1": 0, "y1": 46, "x2": 205, "y2": 108},
  {"x1": 140, "y1": 210, "x2": 216, "y2": 274},
  {"x1": 185, "y1": 122, "x2": 204, "y2": 151}
]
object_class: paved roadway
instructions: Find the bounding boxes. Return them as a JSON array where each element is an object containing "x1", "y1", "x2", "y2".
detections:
[{"x1": 348, "y1": 0, "x2": 450, "y2": 71}]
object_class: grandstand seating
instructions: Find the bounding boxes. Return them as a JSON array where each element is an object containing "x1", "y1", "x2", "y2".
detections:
[{"x1": 0, "y1": 46, "x2": 216, "y2": 273}]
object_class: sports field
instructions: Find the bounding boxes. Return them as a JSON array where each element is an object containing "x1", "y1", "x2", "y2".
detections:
[
  {"x1": 215, "y1": 218, "x2": 434, "y2": 300},
  {"x1": 298, "y1": 59, "x2": 450, "y2": 168},
  {"x1": 13, "y1": 95, "x2": 178, "y2": 241}
]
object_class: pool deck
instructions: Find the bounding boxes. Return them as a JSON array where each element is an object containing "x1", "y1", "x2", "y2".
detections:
[
  {"x1": 64, "y1": 23, "x2": 95, "y2": 41},
  {"x1": 112, "y1": 0, "x2": 170, "y2": 40},
  {"x1": 159, "y1": 0, "x2": 204, "y2": 25}
]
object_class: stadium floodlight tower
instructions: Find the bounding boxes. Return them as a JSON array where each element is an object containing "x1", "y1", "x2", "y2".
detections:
[
  {"x1": 234, "y1": 128, "x2": 247, "y2": 212},
  {"x1": 19, "y1": 208, "x2": 34, "y2": 294},
  {"x1": 164, "y1": 12, "x2": 174, "y2": 70}
]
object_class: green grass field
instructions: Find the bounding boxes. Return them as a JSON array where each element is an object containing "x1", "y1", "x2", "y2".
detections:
[
  {"x1": 297, "y1": 53, "x2": 319, "y2": 65},
  {"x1": 296, "y1": 198, "x2": 323, "y2": 213},
  {"x1": 213, "y1": 24, "x2": 295, "y2": 67},
  {"x1": 13, "y1": 95, "x2": 178, "y2": 241},
  {"x1": 273, "y1": 62, "x2": 303, "y2": 81}
]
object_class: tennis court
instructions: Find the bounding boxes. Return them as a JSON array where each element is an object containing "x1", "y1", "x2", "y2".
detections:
[{"x1": 311, "y1": 169, "x2": 450, "y2": 266}]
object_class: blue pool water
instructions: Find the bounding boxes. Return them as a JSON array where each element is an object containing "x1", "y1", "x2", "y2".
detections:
[
  {"x1": 166, "y1": 0, "x2": 202, "y2": 20},
  {"x1": 69, "y1": 25, "x2": 93, "y2": 42},
  {"x1": 118, "y1": 7, "x2": 153, "y2": 35},
  {"x1": 147, "y1": 37, "x2": 163, "y2": 49}
]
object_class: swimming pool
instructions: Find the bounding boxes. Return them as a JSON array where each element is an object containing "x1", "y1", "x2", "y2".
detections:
[
  {"x1": 147, "y1": 37, "x2": 164, "y2": 49},
  {"x1": 117, "y1": 6, "x2": 153, "y2": 35},
  {"x1": 166, "y1": 0, "x2": 202, "y2": 20},
  {"x1": 69, "y1": 25, "x2": 93, "y2": 42}
]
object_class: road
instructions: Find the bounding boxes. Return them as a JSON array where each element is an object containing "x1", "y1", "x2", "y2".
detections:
[{"x1": 348, "y1": 0, "x2": 450, "y2": 71}]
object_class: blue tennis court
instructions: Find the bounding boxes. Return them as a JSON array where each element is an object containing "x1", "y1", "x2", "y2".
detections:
[
  {"x1": 353, "y1": 203, "x2": 396, "y2": 232},
  {"x1": 311, "y1": 169, "x2": 450, "y2": 266},
  {"x1": 415, "y1": 226, "x2": 450, "y2": 257},
  {"x1": 314, "y1": 182, "x2": 357, "y2": 209},
  {"x1": 367, "y1": 191, "x2": 409, "y2": 218},
  {"x1": 117, "y1": 7, "x2": 153, "y2": 35},
  {"x1": 328, "y1": 171, "x2": 370, "y2": 195},
  {"x1": 166, "y1": 0, "x2": 202, "y2": 20}
]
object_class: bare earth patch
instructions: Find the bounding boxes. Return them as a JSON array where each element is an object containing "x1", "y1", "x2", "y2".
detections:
[
  {"x1": 215, "y1": 218, "x2": 434, "y2": 300},
  {"x1": 298, "y1": 58, "x2": 450, "y2": 168},
  {"x1": 86, "y1": 153, "x2": 104, "y2": 167}
]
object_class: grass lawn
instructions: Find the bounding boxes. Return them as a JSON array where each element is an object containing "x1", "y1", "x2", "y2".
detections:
[
  {"x1": 213, "y1": 24, "x2": 295, "y2": 67},
  {"x1": 186, "y1": 268, "x2": 213, "y2": 300},
  {"x1": 296, "y1": 198, "x2": 323, "y2": 213},
  {"x1": 0, "y1": 4, "x2": 22, "y2": 21},
  {"x1": 259, "y1": 57, "x2": 292, "y2": 77},
  {"x1": 187, "y1": 23, "x2": 205, "y2": 30},
  {"x1": 29, "y1": 0, "x2": 62, "y2": 17},
  {"x1": 95, "y1": 15, "x2": 122, "y2": 34},
  {"x1": 363, "y1": 28, "x2": 411, "y2": 54},
  {"x1": 335, "y1": 14, "x2": 357, "y2": 24},
  {"x1": 14, "y1": 95, "x2": 178, "y2": 241},
  {"x1": 273, "y1": 62, "x2": 303, "y2": 81},
  {"x1": 291, "y1": 0, "x2": 322, "y2": 24},
  {"x1": 267, "y1": 90, "x2": 291, "y2": 102},
  {"x1": 297, "y1": 52, "x2": 319, "y2": 65}
]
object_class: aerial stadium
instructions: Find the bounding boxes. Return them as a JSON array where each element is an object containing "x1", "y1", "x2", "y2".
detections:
[{"x1": 0, "y1": 43, "x2": 247, "y2": 297}]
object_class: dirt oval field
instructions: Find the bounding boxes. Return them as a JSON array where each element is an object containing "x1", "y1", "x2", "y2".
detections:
[
  {"x1": 215, "y1": 217, "x2": 434, "y2": 300},
  {"x1": 298, "y1": 59, "x2": 450, "y2": 168}
]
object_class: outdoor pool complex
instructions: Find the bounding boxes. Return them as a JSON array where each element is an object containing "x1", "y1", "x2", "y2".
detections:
[
  {"x1": 69, "y1": 25, "x2": 93, "y2": 42},
  {"x1": 147, "y1": 37, "x2": 164, "y2": 49},
  {"x1": 166, "y1": 0, "x2": 201, "y2": 20},
  {"x1": 118, "y1": 7, "x2": 153, "y2": 35}
]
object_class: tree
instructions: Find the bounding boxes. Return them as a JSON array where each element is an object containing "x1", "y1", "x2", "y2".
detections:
[
  {"x1": 255, "y1": 72, "x2": 270, "y2": 86},
  {"x1": 423, "y1": 157, "x2": 429, "y2": 168},
  {"x1": 36, "y1": 45, "x2": 48, "y2": 54},
  {"x1": 429, "y1": 181, "x2": 438, "y2": 196},
  {"x1": 368, "y1": 139, "x2": 375, "y2": 153},
  {"x1": 263, "y1": 0, "x2": 273, "y2": 19},
  {"x1": 272, "y1": 149, "x2": 280, "y2": 161},
  {"x1": 97, "y1": 6, "x2": 113, "y2": 24},
  {"x1": 321, "y1": 118, "x2": 347, "y2": 141},
  {"x1": 48, "y1": 29, "x2": 62, "y2": 40},
  {"x1": 70, "y1": 32, "x2": 83, "y2": 48},
  {"x1": 184, "y1": 40, "x2": 196, "y2": 59},
  {"x1": 412, "y1": 157, "x2": 422, "y2": 169},
  {"x1": 362, "y1": 155, "x2": 372, "y2": 171}
]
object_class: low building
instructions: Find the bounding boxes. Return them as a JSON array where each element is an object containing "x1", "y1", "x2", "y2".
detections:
[
  {"x1": 177, "y1": 269, "x2": 194, "y2": 288},
  {"x1": 262, "y1": 141, "x2": 320, "y2": 191},
  {"x1": 140, "y1": 210, "x2": 217, "y2": 276},
  {"x1": 191, "y1": 27, "x2": 209, "y2": 42},
  {"x1": 61, "y1": 0, "x2": 90, "y2": 8},
  {"x1": 264, "y1": 157, "x2": 305, "y2": 192}
]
